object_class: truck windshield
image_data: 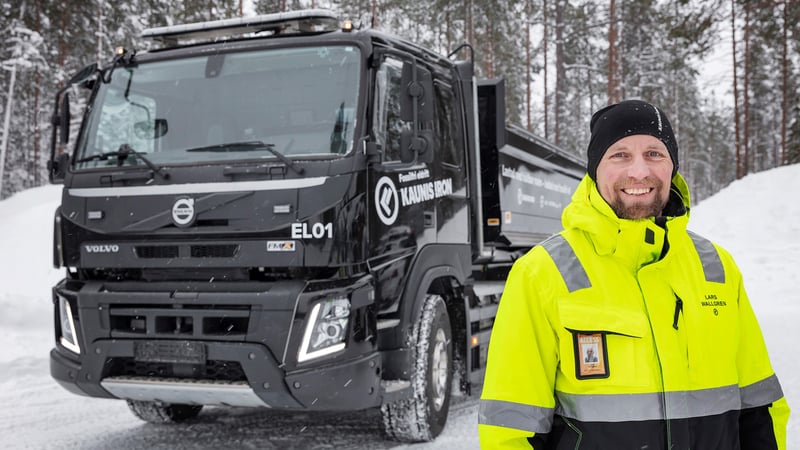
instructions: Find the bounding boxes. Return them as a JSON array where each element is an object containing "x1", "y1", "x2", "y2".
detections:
[{"x1": 74, "y1": 45, "x2": 361, "y2": 169}]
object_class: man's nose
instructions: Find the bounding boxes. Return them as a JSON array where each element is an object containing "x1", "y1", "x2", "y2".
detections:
[{"x1": 627, "y1": 155, "x2": 650, "y2": 179}]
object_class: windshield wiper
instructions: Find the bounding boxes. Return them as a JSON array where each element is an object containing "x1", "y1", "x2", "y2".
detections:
[
  {"x1": 185, "y1": 141, "x2": 304, "y2": 175},
  {"x1": 75, "y1": 144, "x2": 169, "y2": 180}
]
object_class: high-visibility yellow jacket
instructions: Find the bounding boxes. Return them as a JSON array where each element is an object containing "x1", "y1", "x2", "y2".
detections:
[{"x1": 479, "y1": 174, "x2": 790, "y2": 449}]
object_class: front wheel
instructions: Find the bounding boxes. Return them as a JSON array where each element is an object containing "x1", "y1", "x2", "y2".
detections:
[
  {"x1": 126, "y1": 400, "x2": 203, "y2": 424},
  {"x1": 381, "y1": 294, "x2": 453, "y2": 442}
]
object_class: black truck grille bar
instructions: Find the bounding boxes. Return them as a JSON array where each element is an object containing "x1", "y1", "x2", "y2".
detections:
[
  {"x1": 108, "y1": 305, "x2": 251, "y2": 340},
  {"x1": 134, "y1": 244, "x2": 239, "y2": 259}
]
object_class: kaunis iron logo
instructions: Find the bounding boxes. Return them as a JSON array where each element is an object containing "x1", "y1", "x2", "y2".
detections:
[
  {"x1": 172, "y1": 197, "x2": 196, "y2": 227},
  {"x1": 375, "y1": 176, "x2": 398, "y2": 226}
]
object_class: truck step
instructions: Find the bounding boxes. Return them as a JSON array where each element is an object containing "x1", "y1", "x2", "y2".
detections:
[{"x1": 101, "y1": 376, "x2": 268, "y2": 408}]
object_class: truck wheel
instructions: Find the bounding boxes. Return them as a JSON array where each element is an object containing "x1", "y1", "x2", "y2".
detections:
[
  {"x1": 126, "y1": 400, "x2": 203, "y2": 423},
  {"x1": 381, "y1": 294, "x2": 452, "y2": 442}
]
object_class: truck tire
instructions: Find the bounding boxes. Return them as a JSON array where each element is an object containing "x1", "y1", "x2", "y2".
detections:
[
  {"x1": 381, "y1": 293, "x2": 452, "y2": 442},
  {"x1": 126, "y1": 400, "x2": 203, "y2": 423}
]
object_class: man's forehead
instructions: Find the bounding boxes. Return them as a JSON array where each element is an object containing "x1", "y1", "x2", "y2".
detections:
[{"x1": 609, "y1": 134, "x2": 667, "y2": 149}]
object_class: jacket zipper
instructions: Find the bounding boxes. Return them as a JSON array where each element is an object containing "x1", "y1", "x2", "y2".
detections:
[
  {"x1": 640, "y1": 288, "x2": 670, "y2": 449},
  {"x1": 668, "y1": 294, "x2": 688, "y2": 449},
  {"x1": 672, "y1": 296, "x2": 683, "y2": 330}
]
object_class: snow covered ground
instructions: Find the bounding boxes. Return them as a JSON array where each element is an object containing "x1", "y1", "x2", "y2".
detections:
[{"x1": 0, "y1": 165, "x2": 798, "y2": 448}]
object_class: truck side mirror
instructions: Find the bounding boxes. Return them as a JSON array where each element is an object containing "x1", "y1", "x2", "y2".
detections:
[
  {"x1": 48, "y1": 152, "x2": 70, "y2": 184},
  {"x1": 134, "y1": 118, "x2": 168, "y2": 139},
  {"x1": 49, "y1": 92, "x2": 72, "y2": 184},
  {"x1": 58, "y1": 93, "x2": 71, "y2": 145},
  {"x1": 49, "y1": 63, "x2": 98, "y2": 183},
  {"x1": 399, "y1": 62, "x2": 434, "y2": 123},
  {"x1": 400, "y1": 129, "x2": 434, "y2": 164}
]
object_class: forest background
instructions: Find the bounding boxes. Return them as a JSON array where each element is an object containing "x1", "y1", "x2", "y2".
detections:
[{"x1": 0, "y1": 0, "x2": 797, "y2": 203}]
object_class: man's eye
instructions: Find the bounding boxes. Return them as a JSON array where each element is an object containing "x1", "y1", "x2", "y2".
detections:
[
  {"x1": 647, "y1": 151, "x2": 666, "y2": 158},
  {"x1": 609, "y1": 152, "x2": 626, "y2": 159}
]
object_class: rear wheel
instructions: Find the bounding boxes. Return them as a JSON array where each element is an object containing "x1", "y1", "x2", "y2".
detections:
[
  {"x1": 126, "y1": 400, "x2": 203, "y2": 424},
  {"x1": 381, "y1": 294, "x2": 453, "y2": 442}
]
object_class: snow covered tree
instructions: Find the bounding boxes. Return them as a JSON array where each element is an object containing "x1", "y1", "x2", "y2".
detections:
[
  {"x1": 0, "y1": 1, "x2": 49, "y2": 198},
  {"x1": 0, "y1": 0, "x2": 795, "y2": 202}
]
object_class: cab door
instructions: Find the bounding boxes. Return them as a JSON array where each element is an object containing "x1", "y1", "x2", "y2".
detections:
[{"x1": 366, "y1": 53, "x2": 436, "y2": 311}]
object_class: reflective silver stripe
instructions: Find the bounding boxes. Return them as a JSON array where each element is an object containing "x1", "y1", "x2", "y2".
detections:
[
  {"x1": 665, "y1": 385, "x2": 741, "y2": 418},
  {"x1": 688, "y1": 231, "x2": 725, "y2": 283},
  {"x1": 540, "y1": 235, "x2": 591, "y2": 292},
  {"x1": 557, "y1": 391, "x2": 664, "y2": 422},
  {"x1": 68, "y1": 177, "x2": 328, "y2": 197},
  {"x1": 556, "y1": 385, "x2": 741, "y2": 422},
  {"x1": 479, "y1": 399, "x2": 553, "y2": 433},
  {"x1": 741, "y1": 374, "x2": 784, "y2": 408}
]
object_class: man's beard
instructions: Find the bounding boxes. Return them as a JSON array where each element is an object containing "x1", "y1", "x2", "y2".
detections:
[{"x1": 609, "y1": 177, "x2": 669, "y2": 219}]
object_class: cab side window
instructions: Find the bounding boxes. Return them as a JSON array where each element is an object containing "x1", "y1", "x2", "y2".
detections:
[
  {"x1": 434, "y1": 81, "x2": 464, "y2": 168},
  {"x1": 373, "y1": 57, "x2": 410, "y2": 162}
]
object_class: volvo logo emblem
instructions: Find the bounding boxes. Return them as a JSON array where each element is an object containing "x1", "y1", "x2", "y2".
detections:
[
  {"x1": 172, "y1": 198, "x2": 196, "y2": 227},
  {"x1": 375, "y1": 176, "x2": 398, "y2": 226},
  {"x1": 84, "y1": 244, "x2": 120, "y2": 253}
]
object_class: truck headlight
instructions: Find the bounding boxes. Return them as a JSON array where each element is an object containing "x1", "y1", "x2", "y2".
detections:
[
  {"x1": 298, "y1": 296, "x2": 350, "y2": 362},
  {"x1": 58, "y1": 296, "x2": 80, "y2": 354}
]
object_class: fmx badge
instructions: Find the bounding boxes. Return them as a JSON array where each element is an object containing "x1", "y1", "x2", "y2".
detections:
[
  {"x1": 267, "y1": 241, "x2": 296, "y2": 252},
  {"x1": 172, "y1": 197, "x2": 196, "y2": 228},
  {"x1": 375, "y1": 176, "x2": 398, "y2": 226}
]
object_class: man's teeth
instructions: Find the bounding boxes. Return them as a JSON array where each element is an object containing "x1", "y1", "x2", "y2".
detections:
[{"x1": 623, "y1": 188, "x2": 652, "y2": 195}]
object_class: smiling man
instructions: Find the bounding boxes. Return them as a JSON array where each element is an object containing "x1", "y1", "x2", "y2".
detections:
[
  {"x1": 478, "y1": 100, "x2": 790, "y2": 449},
  {"x1": 595, "y1": 133, "x2": 673, "y2": 219}
]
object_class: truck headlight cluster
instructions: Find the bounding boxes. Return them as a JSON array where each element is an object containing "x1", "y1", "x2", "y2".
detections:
[
  {"x1": 58, "y1": 295, "x2": 81, "y2": 354},
  {"x1": 298, "y1": 296, "x2": 350, "y2": 362}
]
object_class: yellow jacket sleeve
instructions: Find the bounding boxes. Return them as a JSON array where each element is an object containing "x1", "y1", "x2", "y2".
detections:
[
  {"x1": 728, "y1": 254, "x2": 790, "y2": 449},
  {"x1": 479, "y1": 250, "x2": 560, "y2": 449}
]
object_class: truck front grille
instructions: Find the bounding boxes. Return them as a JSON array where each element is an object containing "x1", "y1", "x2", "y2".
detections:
[
  {"x1": 103, "y1": 358, "x2": 246, "y2": 382},
  {"x1": 190, "y1": 244, "x2": 238, "y2": 258},
  {"x1": 135, "y1": 245, "x2": 179, "y2": 259},
  {"x1": 134, "y1": 244, "x2": 239, "y2": 259},
  {"x1": 109, "y1": 305, "x2": 251, "y2": 340}
]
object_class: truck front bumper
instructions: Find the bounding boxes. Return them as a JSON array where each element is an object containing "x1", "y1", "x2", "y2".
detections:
[
  {"x1": 50, "y1": 277, "x2": 381, "y2": 411},
  {"x1": 51, "y1": 340, "x2": 382, "y2": 410}
]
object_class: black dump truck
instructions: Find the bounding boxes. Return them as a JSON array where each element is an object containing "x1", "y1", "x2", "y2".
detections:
[{"x1": 47, "y1": 9, "x2": 584, "y2": 442}]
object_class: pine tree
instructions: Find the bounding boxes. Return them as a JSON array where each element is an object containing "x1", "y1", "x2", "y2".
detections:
[
  {"x1": 788, "y1": 0, "x2": 800, "y2": 165},
  {"x1": 1, "y1": 0, "x2": 50, "y2": 198},
  {"x1": 0, "y1": 0, "x2": 793, "y2": 201},
  {"x1": 739, "y1": 2, "x2": 787, "y2": 174},
  {"x1": 550, "y1": 0, "x2": 606, "y2": 157}
]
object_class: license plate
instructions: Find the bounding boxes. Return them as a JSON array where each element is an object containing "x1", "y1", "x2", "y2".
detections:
[{"x1": 134, "y1": 341, "x2": 206, "y2": 364}]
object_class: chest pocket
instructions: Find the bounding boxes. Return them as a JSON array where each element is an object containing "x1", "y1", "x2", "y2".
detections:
[{"x1": 557, "y1": 298, "x2": 651, "y2": 389}]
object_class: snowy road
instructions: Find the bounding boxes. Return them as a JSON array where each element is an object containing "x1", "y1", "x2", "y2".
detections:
[
  {"x1": 0, "y1": 347, "x2": 480, "y2": 450},
  {"x1": 3, "y1": 165, "x2": 800, "y2": 449}
]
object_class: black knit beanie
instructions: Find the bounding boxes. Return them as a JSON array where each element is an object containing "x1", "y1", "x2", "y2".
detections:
[{"x1": 586, "y1": 100, "x2": 679, "y2": 180}]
